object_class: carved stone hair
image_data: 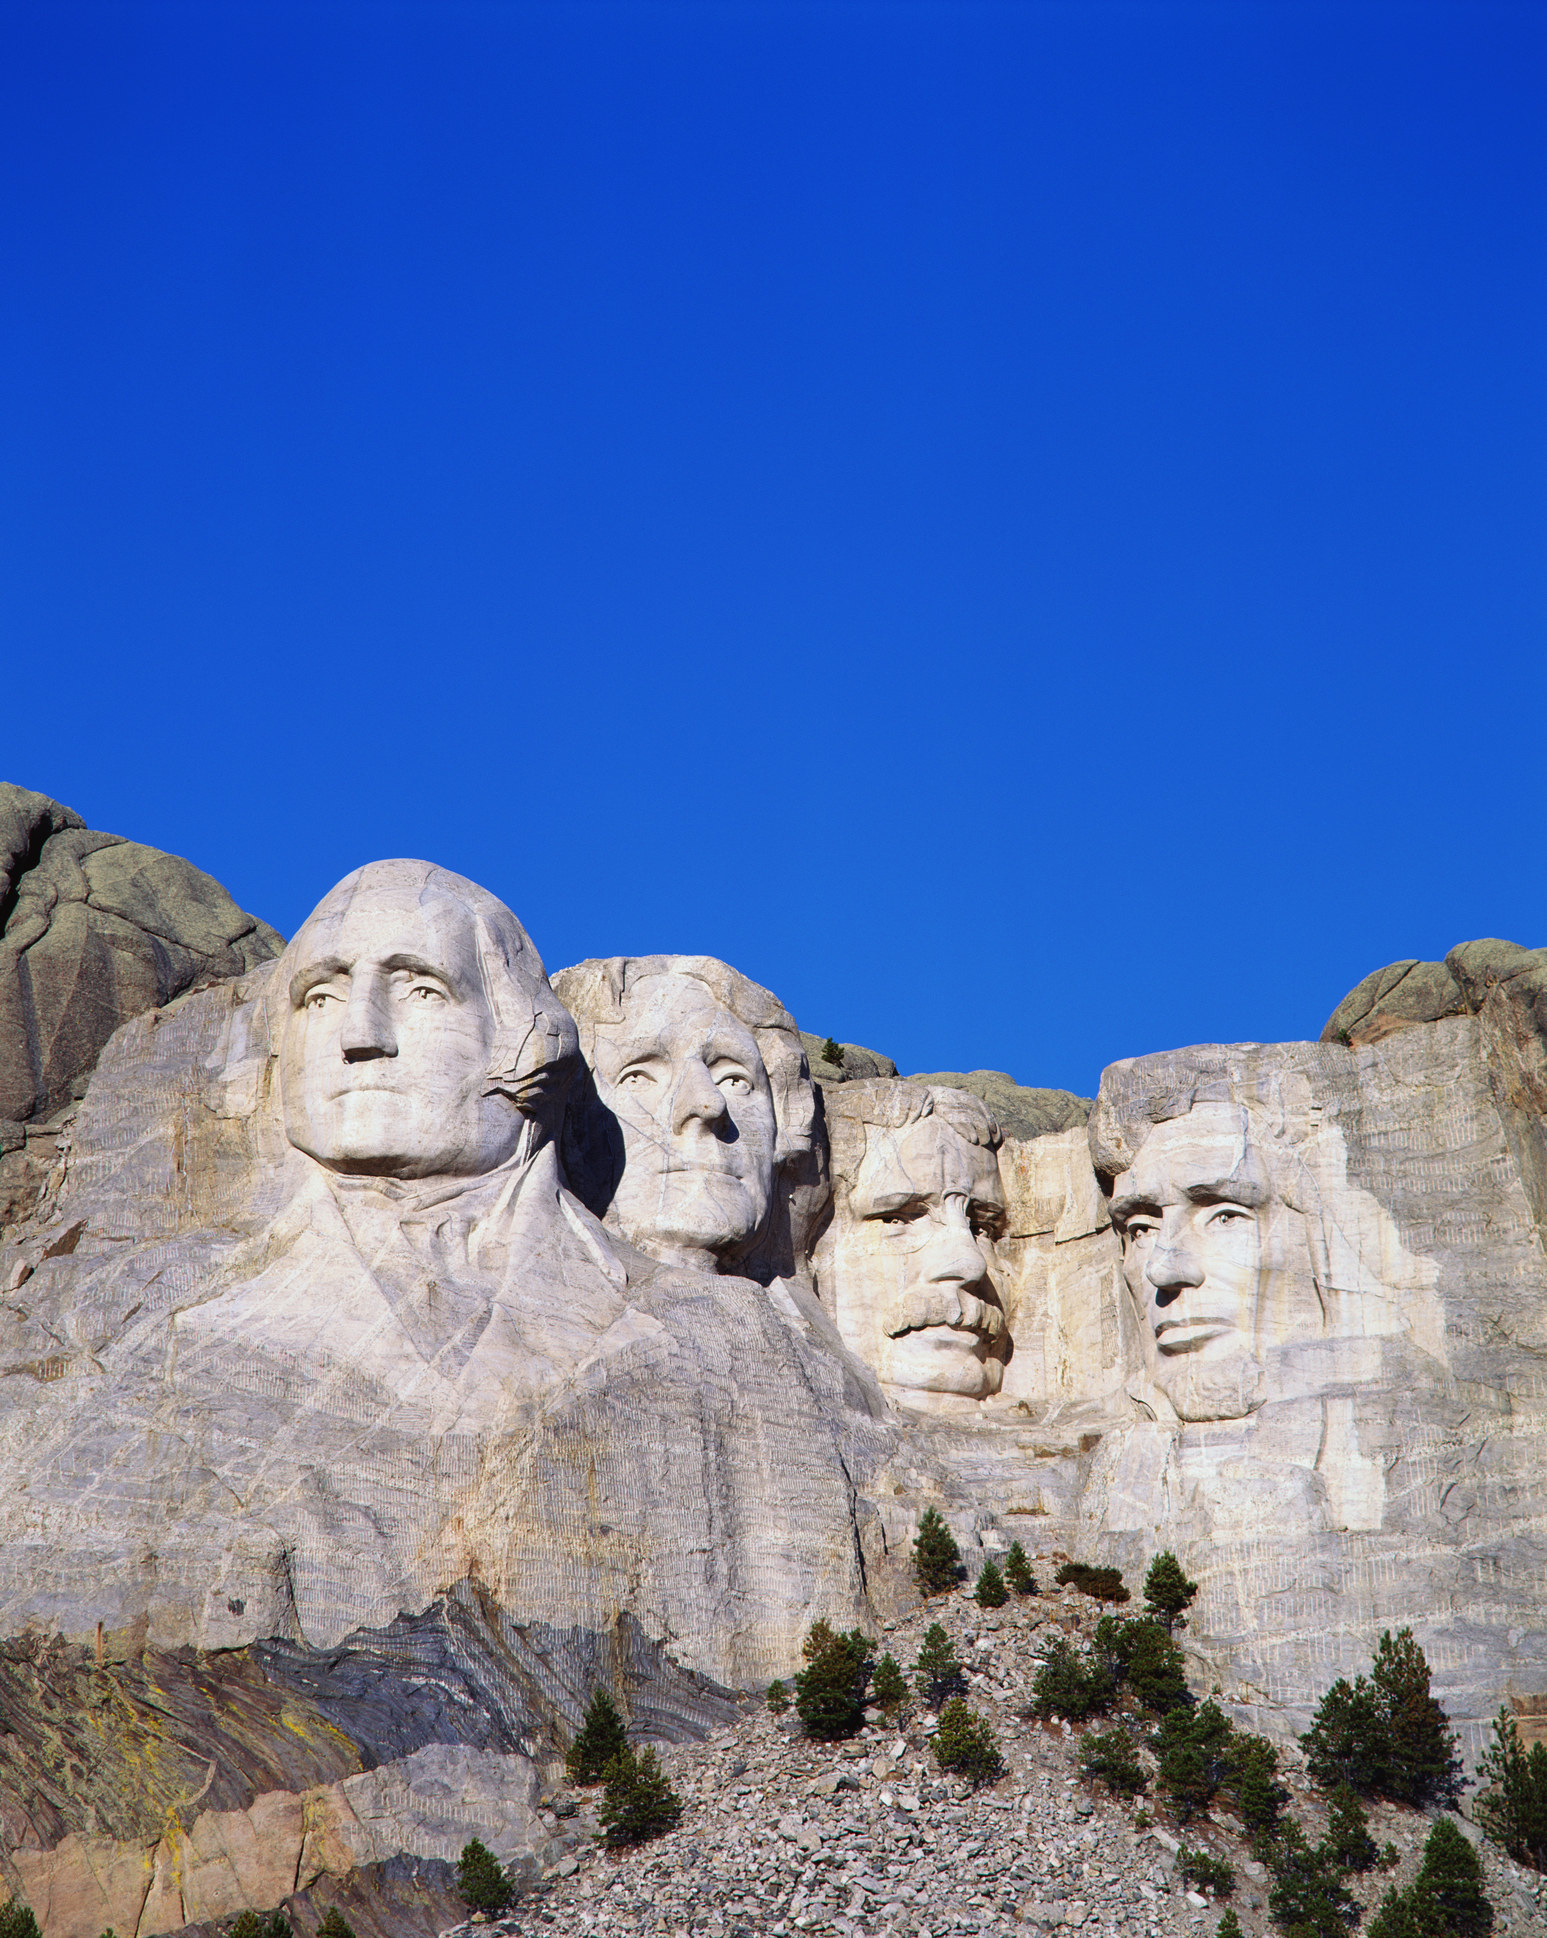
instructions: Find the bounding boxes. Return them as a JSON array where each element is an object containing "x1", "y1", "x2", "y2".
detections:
[
  {"x1": 268, "y1": 859, "x2": 580, "y2": 1121},
  {"x1": 822, "y1": 1078, "x2": 1003, "y2": 1207}
]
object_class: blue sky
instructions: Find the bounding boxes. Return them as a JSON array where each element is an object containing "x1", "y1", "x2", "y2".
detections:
[{"x1": 3, "y1": 1, "x2": 1543, "y2": 1096}]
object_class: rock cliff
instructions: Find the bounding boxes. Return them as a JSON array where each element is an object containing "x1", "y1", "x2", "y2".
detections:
[{"x1": 0, "y1": 795, "x2": 1544, "y2": 1938}]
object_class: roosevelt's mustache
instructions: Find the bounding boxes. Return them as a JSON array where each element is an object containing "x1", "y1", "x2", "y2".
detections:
[{"x1": 885, "y1": 1288, "x2": 1005, "y2": 1341}]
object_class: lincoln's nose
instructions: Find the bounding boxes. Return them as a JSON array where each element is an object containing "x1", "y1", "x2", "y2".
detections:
[{"x1": 1146, "y1": 1229, "x2": 1205, "y2": 1300}]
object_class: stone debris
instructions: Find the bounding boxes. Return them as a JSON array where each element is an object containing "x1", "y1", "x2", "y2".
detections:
[{"x1": 441, "y1": 1584, "x2": 1547, "y2": 1938}]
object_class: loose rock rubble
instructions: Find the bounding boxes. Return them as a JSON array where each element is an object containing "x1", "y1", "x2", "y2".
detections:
[{"x1": 448, "y1": 1574, "x2": 1547, "y2": 1938}]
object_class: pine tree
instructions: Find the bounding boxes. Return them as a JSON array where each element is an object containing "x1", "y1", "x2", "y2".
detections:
[
  {"x1": 1301, "y1": 1674, "x2": 1385, "y2": 1794},
  {"x1": 1215, "y1": 1912, "x2": 1244, "y2": 1938},
  {"x1": 229, "y1": 1915, "x2": 288, "y2": 1938},
  {"x1": 914, "y1": 1622, "x2": 966, "y2": 1707},
  {"x1": 1221, "y1": 1729, "x2": 1287, "y2": 1842},
  {"x1": 871, "y1": 1652, "x2": 909, "y2": 1717},
  {"x1": 1004, "y1": 1540, "x2": 1037, "y2": 1596},
  {"x1": 820, "y1": 1036, "x2": 845, "y2": 1068},
  {"x1": 913, "y1": 1508, "x2": 963, "y2": 1595},
  {"x1": 793, "y1": 1620, "x2": 871, "y2": 1740},
  {"x1": 0, "y1": 1912, "x2": 40, "y2": 1938},
  {"x1": 1475, "y1": 1707, "x2": 1547, "y2": 1872},
  {"x1": 765, "y1": 1678, "x2": 790, "y2": 1714},
  {"x1": 565, "y1": 1687, "x2": 629, "y2": 1784},
  {"x1": 316, "y1": 1911, "x2": 355, "y2": 1938},
  {"x1": 1109, "y1": 1615, "x2": 1191, "y2": 1716},
  {"x1": 932, "y1": 1698, "x2": 1003, "y2": 1784},
  {"x1": 974, "y1": 1560, "x2": 1008, "y2": 1608},
  {"x1": 1143, "y1": 1551, "x2": 1199, "y2": 1633},
  {"x1": 1367, "y1": 1887, "x2": 1426, "y2": 1938},
  {"x1": 1266, "y1": 1821, "x2": 1357, "y2": 1938},
  {"x1": 1323, "y1": 1783, "x2": 1378, "y2": 1873},
  {"x1": 1412, "y1": 1816, "x2": 1493, "y2": 1937},
  {"x1": 1080, "y1": 1724, "x2": 1147, "y2": 1796},
  {"x1": 457, "y1": 1838, "x2": 515, "y2": 1915},
  {"x1": 597, "y1": 1746, "x2": 684, "y2": 1849},
  {"x1": 1030, "y1": 1633, "x2": 1115, "y2": 1724},
  {"x1": 1372, "y1": 1629, "x2": 1462, "y2": 1807},
  {"x1": 1154, "y1": 1700, "x2": 1233, "y2": 1822}
]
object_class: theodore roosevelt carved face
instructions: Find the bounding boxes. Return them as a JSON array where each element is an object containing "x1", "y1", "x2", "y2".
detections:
[
  {"x1": 1108, "y1": 1101, "x2": 1270, "y2": 1420},
  {"x1": 277, "y1": 861, "x2": 575, "y2": 1180},
  {"x1": 584, "y1": 972, "x2": 779, "y2": 1270},
  {"x1": 816, "y1": 1082, "x2": 1009, "y2": 1407}
]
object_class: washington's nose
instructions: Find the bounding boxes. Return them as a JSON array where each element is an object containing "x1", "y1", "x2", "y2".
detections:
[
  {"x1": 340, "y1": 973, "x2": 398, "y2": 1062},
  {"x1": 672, "y1": 1057, "x2": 729, "y2": 1133},
  {"x1": 921, "y1": 1198, "x2": 990, "y2": 1288}
]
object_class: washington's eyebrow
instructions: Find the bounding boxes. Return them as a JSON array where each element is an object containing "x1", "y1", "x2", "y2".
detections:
[
  {"x1": 379, "y1": 953, "x2": 459, "y2": 986},
  {"x1": 290, "y1": 956, "x2": 350, "y2": 1005}
]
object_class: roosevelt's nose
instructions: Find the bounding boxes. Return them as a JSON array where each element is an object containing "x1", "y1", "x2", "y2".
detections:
[
  {"x1": 671, "y1": 1056, "x2": 729, "y2": 1134},
  {"x1": 920, "y1": 1197, "x2": 990, "y2": 1288},
  {"x1": 340, "y1": 971, "x2": 398, "y2": 1062},
  {"x1": 1145, "y1": 1217, "x2": 1205, "y2": 1293}
]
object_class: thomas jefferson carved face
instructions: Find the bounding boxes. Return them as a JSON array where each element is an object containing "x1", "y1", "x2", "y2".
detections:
[
  {"x1": 1109, "y1": 1102, "x2": 1270, "y2": 1418},
  {"x1": 281, "y1": 885, "x2": 525, "y2": 1179},
  {"x1": 587, "y1": 973, "x2": 778, "y2": 1270},
  {"x1": 823, "y1": 1108, "x2": 1008, "y2": 1405}
]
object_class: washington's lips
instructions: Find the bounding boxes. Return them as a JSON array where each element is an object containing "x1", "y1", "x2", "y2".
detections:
[{"x1": 1154, "y1": 1315, "x2": 1236, "y2": 1353}]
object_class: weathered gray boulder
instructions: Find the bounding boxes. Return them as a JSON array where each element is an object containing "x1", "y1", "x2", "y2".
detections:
[
  {"x1": 906, "y1": 1067, "x2": 1091, "y2": 1140},
  {"x1": 798, "y1": 1030, "x2": 898, "y2": 1085},
  {"x1": 0, "y1": 782, "x2": 282, "y2": 1125}
]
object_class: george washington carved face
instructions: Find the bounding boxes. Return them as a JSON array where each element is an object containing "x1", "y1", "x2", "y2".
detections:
[{"x1": 277, "y1": 862, "x2": 574, "y2": 1180}]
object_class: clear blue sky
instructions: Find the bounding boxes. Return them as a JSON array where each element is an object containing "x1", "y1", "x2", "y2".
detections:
[{"x1": 3, "y1": 2, "x2": 1543, "y2": 1096}]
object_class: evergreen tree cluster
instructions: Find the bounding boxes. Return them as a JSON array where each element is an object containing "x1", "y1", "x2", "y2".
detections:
[
  {"x1": 1079, "y1": 1723, "x2": 1148, "y2": 1797},
  {"x1": 228, "y1": 1914, "x2": 289, "y2": 1938},
  {"x1": 1299, "y1": 1628, "x2": 1462, "y2": 1808},
  {"x1": 932, "y1": 1697, "x2": 1005, "y2": 1784},
  {"x1": 457, "y1": 1839, "x2": 516, "y2": 1915},
  {"x1": 1367, "y1": 1817, "x2": 1493, "y2": 1938},
  {"x1": 1054, "y1": 1561, "x2": 1129, "y2": 1604},
  {"x1": 0, "y1": 1906, "x2": 40, "y2": 1938},
  {"x1": 1475, "y1": 1707, "x2": 1547, "y2": 1873},
  {"x1": 598, "y1": 1746, "x2": 685, "y2": 1849},
  {"x1": 912, "y1": 1508, "x2": 964, "y2": 1595},
  {"x1": 794, "y1": 1620, "x2": 873, "y2": 1740}
]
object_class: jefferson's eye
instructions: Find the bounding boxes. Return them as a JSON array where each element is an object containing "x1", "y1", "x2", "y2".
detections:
[
  {"x1": 882, "y1": 1205, "x2": 928, "y2": 1226},
  {"x1": 717, "y1": 1073, "x2": 752, "y2": 1095},
  {"x1": 620, "y1": 1068, "x2": 654, "y2": 1087}
]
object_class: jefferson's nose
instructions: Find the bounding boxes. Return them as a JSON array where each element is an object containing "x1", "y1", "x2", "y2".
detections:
[
  {"x1": 920, "y1": 1198, "x2": 990, "y2": 1289},
  {"x1": 340, "y1": 972, "x2": 398, "y2": 1062},
  {"x1": 671, "y1": 1057, "x2": 729, "y2": 1133}
]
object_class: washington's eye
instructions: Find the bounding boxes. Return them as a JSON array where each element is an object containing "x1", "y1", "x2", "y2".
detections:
[
  {"x1": 409, "y1": 984, "x2": 446, "y2": 1004},
  {"x1": 306, "y1": 990, "x2": 336, "y2": 1012}
]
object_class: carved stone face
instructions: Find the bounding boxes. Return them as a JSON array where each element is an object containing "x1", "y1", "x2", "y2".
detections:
[
  {"x1": 280, "y1": 885, "x2": 523, "y2": 1179},
  {"x1": 825, "y1": 1116, "x2": 1008, "y2": 1404},
  {"x1": 1110, "y1": 1101, "x2": 1270, "y2": 1417},
  {"x1": 587, "y1": 973, "x2": 777, "y2": 1269}
]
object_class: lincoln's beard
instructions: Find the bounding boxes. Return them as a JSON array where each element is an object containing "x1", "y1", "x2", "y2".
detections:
[{"x1": 1154, "y1": 1333, "x2": 1265, "y2": 1422}]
